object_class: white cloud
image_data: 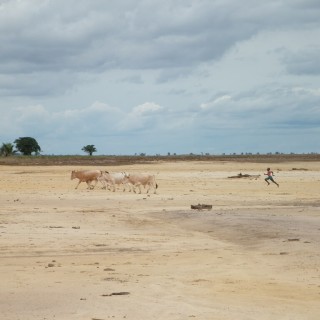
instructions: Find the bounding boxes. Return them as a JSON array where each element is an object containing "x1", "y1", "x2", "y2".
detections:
[
  {"x1": 0, "y1": 1, "x2": 320, "y2": 154},
  {"x1": 200, "y1": 95, "x2": 232, "y2": 110},
  {"x1": 118, "y1": 102, "x2": 164, "y2": 132},
  {"x1": 132, "y1": 102, "x2": 162, "y2": 115}
]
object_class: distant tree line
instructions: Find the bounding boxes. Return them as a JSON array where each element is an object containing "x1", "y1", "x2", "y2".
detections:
[
  {"x1": 1, "y1": 137, "x2": 98, "y2": 156},
  {"x1": 1, "y1": 137, "x2": 318, "y2": 157}
]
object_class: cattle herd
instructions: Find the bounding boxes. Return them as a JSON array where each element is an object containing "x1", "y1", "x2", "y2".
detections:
[{"x1": 70, "y1": 170, "x2": 158, "y2": 194}]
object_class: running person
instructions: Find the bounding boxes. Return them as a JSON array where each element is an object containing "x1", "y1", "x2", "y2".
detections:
[{"x1": 264, "y1": 168, "x2": 279, "y2": 187}]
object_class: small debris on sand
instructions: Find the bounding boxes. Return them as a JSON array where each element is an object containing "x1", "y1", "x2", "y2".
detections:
[
  {"x1": 228, "y1": 173, "x2": 261, "y2": 179},
  {"x1": 101, "y1": 292, "x2": 130, "y2": 297},
  {"x1": 191, "y1": 204, "x2": 212, "y2": 210}
]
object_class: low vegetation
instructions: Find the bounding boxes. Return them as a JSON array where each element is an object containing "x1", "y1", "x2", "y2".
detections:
[{"x1": 0, "y1": 154, "x2": 319, "y2": 166}]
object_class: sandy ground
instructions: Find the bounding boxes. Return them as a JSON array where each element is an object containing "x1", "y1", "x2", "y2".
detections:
[{"x1": 0, "y1": 161, "x2": 319, "y2": 320}]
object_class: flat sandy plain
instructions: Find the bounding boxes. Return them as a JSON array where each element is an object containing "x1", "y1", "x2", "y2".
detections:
[{"x1": 0, "y1": 159, "x2": 320, "y2": 320}]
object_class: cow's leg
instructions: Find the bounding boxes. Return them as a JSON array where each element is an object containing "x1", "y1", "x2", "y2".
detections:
[
  {"x1": 125, "y1": 182, "x2": 133, "y2": 192},
  {"x1": 91, "y1": 179, "x2": 98, "y2": 189},
  {"x1": 99, "y1": 179, "x2": 106, "y2": 189},
  {"x1": 104, "y1": 181, "x2": 114, "y2": 192},
  {"x1": 75, "y1": 180, "x2": 82, "y2": 189},
  {"x1": 86, "y1": 180, "x2": 95, "y2": 189},
  {"x1": 131, "y1": 183, "x2": 137, "y2": 193}
]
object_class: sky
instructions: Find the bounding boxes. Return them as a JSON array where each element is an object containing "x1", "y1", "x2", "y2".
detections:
[{"x1": 0, "y1": 0, "x2": 319, "y2": 155}]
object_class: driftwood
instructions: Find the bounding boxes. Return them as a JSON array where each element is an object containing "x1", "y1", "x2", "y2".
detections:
[
  {"x1": 101, "y1": 292, "x2": 130, "y2": 297},
  {"x1": 191, "y1": 204, "x2": 212, "y2": 210},
  {"x1": 228, "y1": 173, "x2": 261, "y2": 179}
]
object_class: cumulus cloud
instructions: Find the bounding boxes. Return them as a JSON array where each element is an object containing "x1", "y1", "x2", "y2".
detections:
[
  {"x1": 200, "y1": 95, "x2": 232, "y2": 110},
  {"x1": 132, "y1": 102, "x2": 162, "y2": 115},
  {"x1": 0, "y1": 1, "x2": 320, "y2": 154},
  {"x1": 118, "y1": 102, "x2": 164, "y2": 131}
]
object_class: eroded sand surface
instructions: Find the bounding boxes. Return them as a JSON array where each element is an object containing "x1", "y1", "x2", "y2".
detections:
[{"x1": 0, "y1": 161, "x2": 319, "y2": 320}]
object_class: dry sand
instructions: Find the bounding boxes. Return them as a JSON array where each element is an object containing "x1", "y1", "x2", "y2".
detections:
[{"x1": 0, "y1": 161, "x2": 319, "y2": 320}]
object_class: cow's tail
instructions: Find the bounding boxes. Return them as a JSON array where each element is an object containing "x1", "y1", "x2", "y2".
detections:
[{"x1": 153, "y1": 175, "x2": 158, "y2": 189}]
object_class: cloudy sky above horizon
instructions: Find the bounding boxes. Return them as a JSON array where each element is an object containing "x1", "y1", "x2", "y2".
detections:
[{"x1": 1, "y1": 0, "x2": 319, "y2": 155}]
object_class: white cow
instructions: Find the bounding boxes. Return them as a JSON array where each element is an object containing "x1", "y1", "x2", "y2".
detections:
[
  {"x1": 71, "y1": 170, "x2": 102, "y2": 189},
  {"x1": 124, "y1": 173, "x2": 158, "y2": 194},
  {"x1": 98, "y1": 171, "x2": 130, "y2": 192}
]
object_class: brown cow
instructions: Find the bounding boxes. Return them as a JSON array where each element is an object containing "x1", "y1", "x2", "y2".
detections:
[{"x1": 71, "y1": 170, "x2": 102, "y2": 189}]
